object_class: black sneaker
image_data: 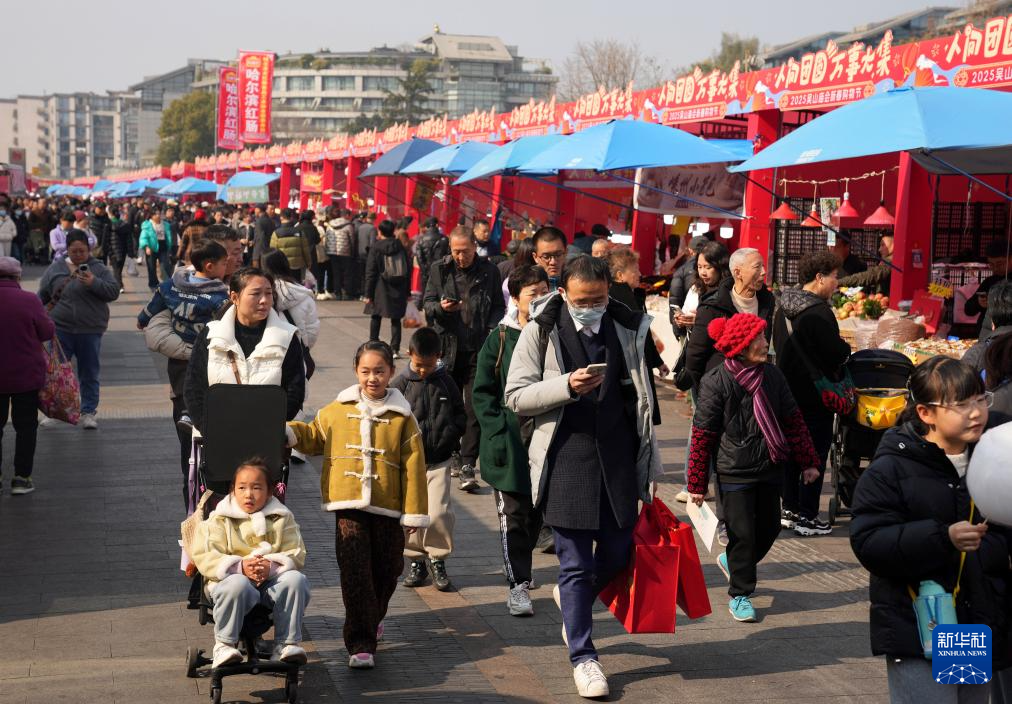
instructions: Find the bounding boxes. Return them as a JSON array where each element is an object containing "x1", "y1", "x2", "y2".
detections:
[
  {"x1": 780, "y1": 509, "x2": 800, "y2": 530},
  {"x1": 536, "y1": 525, "x2": 556, "y2": 554},
  {"x1": 794, "y1": 516, "x2": 832, "y2": 536},
  {"x1": 429, "y1": 559, "x2": 452, "y2": 591},
  {"x1": 10, "y1": 476, "x2": 34, "y2": 495},
  {"x1": 458, "y1": 464, "x2": 479, "y2": 492},
  {"x1": 449, "y1": 452, "x2": 462, "y2": 478},
  {"x1": 175, "y1": 414, "x2": 194, "y2": 436},
  {"x1": 402, "y1": 560, "x2": 428, "y2": 587}
]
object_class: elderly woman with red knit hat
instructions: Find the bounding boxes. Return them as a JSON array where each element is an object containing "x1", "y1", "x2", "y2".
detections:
[{"x1": 686, "y1": 312, "x2": 819, "y2": 623}]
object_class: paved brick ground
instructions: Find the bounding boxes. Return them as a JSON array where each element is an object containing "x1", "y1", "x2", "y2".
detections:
[{"x1": 0, "y1": 268, "x2": 889, "y2": 703}]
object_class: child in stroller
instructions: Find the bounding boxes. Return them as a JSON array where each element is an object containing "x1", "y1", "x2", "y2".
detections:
[{"x1": 189, "y1": 458, "x2": 310, "y2": 668}]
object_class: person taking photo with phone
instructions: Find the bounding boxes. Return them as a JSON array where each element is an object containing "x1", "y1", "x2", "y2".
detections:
[{"x1": 38, "y1": 229, "x2": 120, "y2": 429}]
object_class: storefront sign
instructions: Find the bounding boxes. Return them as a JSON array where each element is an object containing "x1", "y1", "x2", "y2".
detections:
[
  {"x1": 226, "y1": 185, "x2": 269, "y2": 203},
  {"x1": 301, "y1": 172, "x2": 323, "y2": 192},
  {"x1": 633, "y1": 163, "x2": 745, "y2": 217},
  {"x1": 238, "y1": 51, "x2": 274, "y2": 144},
  {"x1": 216, "y1": 66, "x2": 242, "y2": 150},
  {"x1": 504, "y1": 96, "x2": 558, "y2": 138},
  {"x1": 648, "y1": 15, "x2": 1012, "y2": 121}
]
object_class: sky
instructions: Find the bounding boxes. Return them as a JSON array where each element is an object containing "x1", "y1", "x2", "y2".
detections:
[{"x1": 1, "y1": 0, "x2": 943, "y2": 97}]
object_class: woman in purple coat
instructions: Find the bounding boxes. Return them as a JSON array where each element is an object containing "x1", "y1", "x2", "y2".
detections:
[{"x1": 0, "y1": 256, "x2": 55, "y2": 494}]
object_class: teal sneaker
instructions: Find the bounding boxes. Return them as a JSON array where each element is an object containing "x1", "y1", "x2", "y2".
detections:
[
  {"x1": 728, "y1": 596, "x2": 757, "y2": 622},
  {"x1": 717, "y1": 552, "x2": 729, "y2": 582}
]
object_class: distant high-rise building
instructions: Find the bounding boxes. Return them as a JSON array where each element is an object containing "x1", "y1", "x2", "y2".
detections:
[
  {"x1": 129, "y1": 59, "x2": 227, "y2": 165},
  {"x1": 0, "y1": 95, "x2": 51, "y2": 177},
  {"x1": 253, "y1": 30, "x2": 556, "y2": 142}
]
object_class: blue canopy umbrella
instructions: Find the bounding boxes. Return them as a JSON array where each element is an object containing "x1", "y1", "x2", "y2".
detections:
[
  {"x1": 400, "y1": 141, "x2": 499, "y2": 176},
  {"x1": 158, "y1": 176, "x2": 220, "y2": 197},
  {"x1": 453, "y1": 134, "x2": 566, "y2": 184},
  {"x1": 122, "y1": 179, "x2": 151, "y2": 197},
  {"x1": 518, "y1": 118, "x2": 744, "y2": 173},
  {"x1": 91, "y1": 179, "x2": 114, "y2": 193},
  {"x1": 222, "y1": 171, "x2": 280, "y2": 204},
  {"x1": 148, "y1": 178, "x2": 174, "y2": 191},
  {"x1": 731, "y1": 86, "x2": 1012, "y2": 176},
  {"x1": 360, "y1": 137, "x2": 443, "y2": 178},
  {"x1": 106, "y1": 182, "x2": 130, "y2": 198}
]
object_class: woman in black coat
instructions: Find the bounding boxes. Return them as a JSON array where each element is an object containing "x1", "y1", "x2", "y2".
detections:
[
  {"x1": 364, "y1": 219, "x2": 410, "y2": 357},
  {"x1": 770, "y1": 251, "x2": 852, "y2": 536},
  {"x1": 850, "y1": 356, "x2": 1012, "y2": 704}
]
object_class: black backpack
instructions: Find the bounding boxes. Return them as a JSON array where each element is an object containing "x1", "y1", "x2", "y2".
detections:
[{"x1": 381, "y1": 249, "x2": 408, "y2": 285}]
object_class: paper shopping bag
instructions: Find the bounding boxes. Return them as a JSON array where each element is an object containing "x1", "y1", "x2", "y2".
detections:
[
  {"x1": 670, "y1": 512, "x2": 712, "y2": 619},
  {"x1": 599, "y1": 543, "x2": 681, "y2": 633}
]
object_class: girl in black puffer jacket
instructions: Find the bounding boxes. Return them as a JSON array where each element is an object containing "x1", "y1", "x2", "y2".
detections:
[{"x1": 851, "y1": 356, "x2": 1012, "y2": 704}]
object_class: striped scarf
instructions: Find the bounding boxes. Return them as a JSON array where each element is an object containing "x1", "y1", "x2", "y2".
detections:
[{"x1": 724, "y1": 358, "x2": 789, "y2": 463}]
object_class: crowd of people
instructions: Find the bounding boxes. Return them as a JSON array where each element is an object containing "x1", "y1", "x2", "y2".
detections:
[{"x1": 3, "y1": 186, "x2": 1012, "y2": 702}]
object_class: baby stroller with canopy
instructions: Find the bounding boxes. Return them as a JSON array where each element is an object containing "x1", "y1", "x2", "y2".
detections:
[
  {"x1": 827, "y1": 349, "x2": 914, "y2": 525},
  {"x1": 182, "y1": 384, "x2": 300, "y2": 704}
]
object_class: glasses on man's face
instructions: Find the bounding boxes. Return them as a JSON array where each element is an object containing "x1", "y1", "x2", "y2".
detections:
[
  {"x1": 537, "y1": 251, "x2": 566, "y2": 262},
  {"x1": 927, "y1": 392, "x2": 994, "y2": 414}
]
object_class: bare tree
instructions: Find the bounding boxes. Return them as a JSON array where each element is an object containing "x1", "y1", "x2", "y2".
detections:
[{"x1": 558, "y1": 39, "x2": 668, "y2": 101}]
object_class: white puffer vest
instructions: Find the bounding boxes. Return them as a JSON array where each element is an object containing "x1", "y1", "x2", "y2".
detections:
[{"x1": 205, "y1": 306, "x2": 297, "y2": 386}]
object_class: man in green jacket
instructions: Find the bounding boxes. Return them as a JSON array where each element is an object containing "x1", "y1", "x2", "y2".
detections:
[
  {"x1": 472, "y1": 265, "x2": 550, "y2": 618},
  {"x1": 269, "y1": 208, "x2": 312, "y2": 279}
]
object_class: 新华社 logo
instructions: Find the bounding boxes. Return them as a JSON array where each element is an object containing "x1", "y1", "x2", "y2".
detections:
[{"x1": 933, "y1": 625, "x2": 992, "y2": 684}]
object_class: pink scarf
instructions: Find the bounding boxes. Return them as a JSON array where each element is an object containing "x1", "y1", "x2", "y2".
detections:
[{"x1": 724, "y1": 358, "x2": 789, "y2": 463}]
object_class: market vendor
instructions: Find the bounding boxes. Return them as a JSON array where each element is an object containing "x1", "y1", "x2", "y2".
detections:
[
  {"x1": 830, "y1": 233, "x2": 867, "y2": 277},
  {"x1": 837, "y1": 234, "x2": 893, "y2": 295},
  {"x1": 964, "y1": 239, "x2": 1012, "y2": 339},
  {"x1": 962, "y1": 281, "x2": 1012, "y2": 372}
]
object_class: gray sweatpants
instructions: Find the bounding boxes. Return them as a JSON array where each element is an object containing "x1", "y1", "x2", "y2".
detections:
[
  {"x1": 210, "y1": 571, "x2": 310, "y2": 646},
  {"x1": 886, "y1": 656, "x2": 989, "y2": 704}
]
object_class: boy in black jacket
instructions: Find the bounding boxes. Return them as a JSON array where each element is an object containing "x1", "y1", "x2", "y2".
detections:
[{"x1": 390, "y1": 327, "x2": 466, "y2": 591}]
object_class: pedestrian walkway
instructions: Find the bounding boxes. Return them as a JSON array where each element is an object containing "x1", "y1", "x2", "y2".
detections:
[{"x1": 0, "y1": 271, "x2": 888, "y2": 703}]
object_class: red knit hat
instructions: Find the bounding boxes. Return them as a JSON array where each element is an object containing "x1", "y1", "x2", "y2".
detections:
[{"x1": 708, "y1": 313, "x2": 767, "y2": 358}]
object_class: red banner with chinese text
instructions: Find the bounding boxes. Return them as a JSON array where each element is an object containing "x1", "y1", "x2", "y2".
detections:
[
  {"x1": 238, "y1": 51, "x2": 274, "y2": 144},
  {"x1": 216, "y1": 67, "x2": 242, "y2": 150}
]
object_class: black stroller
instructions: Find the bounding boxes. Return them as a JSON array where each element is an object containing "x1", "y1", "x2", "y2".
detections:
[
  {"x1": 827, "y1": 349, "x2": 914, "y2": 525},
  {"x1": 182, "y1": 384, "x2": 300, "y2": 704}
]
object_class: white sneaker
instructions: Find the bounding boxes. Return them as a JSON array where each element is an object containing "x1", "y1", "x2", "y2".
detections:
[
  {"x1": 574, "y1": 659, "x2": 609, "y2": 698},
  {"x1": 553, "y1": 583, "x2": 562, "y2": 610},
  {"x1": 272, "y1": 643, "x2": 307, "y2": 665},
  {"x1": 39, "y1": 417, "x2": 61, "y2": 428},
  {"x1": 348, "y1": 652, "x2": 374, "y2": 669},
  {"x1": 315, "y1": 292, "x2": 328, "y2": 301},
  {"x1": 507, "y1": 582, "x2": 534, "y2": 616},
  {"x1": 212, "y1": 642, "x2": 243, "y2": 668},
  {"x1": 674, "y1": 489, "x2": 689, "y2": 503},
  {"x1": 81, "y1": 413, "x2": 98, "y2": 430}
]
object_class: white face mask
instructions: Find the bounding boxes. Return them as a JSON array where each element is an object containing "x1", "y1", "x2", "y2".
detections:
[{"x1": 564, "y1": 293, "x2": 607, "y2": 328}]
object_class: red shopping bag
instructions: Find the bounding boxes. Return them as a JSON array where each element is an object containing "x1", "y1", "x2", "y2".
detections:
[
  {"x1": 38, "y1": 340, "x2": 81, "y2": 425},
  {"x1": 598, "y1": 497, "x2": 712, "y2": 633}
]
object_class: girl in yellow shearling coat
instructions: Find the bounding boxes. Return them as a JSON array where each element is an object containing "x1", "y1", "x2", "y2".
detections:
[
  {"x1": 190, "y1": 461, "x2": 310, "y2": 669},
  {"x1": 286, "y1": 340, "x2": 428, "y2": 670}
]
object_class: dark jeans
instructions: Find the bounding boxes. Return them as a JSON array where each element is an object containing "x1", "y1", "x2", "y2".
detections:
[
  {"x1": 0, "y1": 390, "x2": 40, "y2": 478},
  {"x1": 311, "y1": 260, "x2": 328, "y2": 294},
  {"x1": 494, "y1": 488, "x2": 543, "y2": 587},
  {"x1": 145, "y1": 247, "x2": 172, "y2": 289},
  {"x1": 329, "y1": 255, "x2": 354, "y2": 296},
  {"x1": 552, "y1": 497, "x2": 634, "y2": 665},
  {"x1": 167, "y1": 358, "x2": 191, "y2": 508},
  {"x1": 56, "y1": 330, "x2": 102, "y2": 415},
  {"x1": 783, "y1": 414, "x2": 834, "y2": 519},
  {"x1": 352, "y1": 257, "x2": 366, "y2": 297},
  {"x1": 369, "y1": 315, "x2": 402, "y2": 353},
  {"x1": 450, "y1": 351, "x2": 480, "y2": 466},
  {"x1": 721, "y1": 481, "x2": 782, "y2": 597}
]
